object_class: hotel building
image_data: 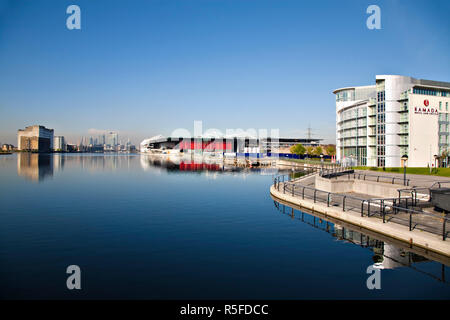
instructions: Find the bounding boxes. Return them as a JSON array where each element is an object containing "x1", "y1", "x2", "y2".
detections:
[
  {"x1": 17, "y1": 125, "x2": 54, "y2": 152},
  {"x1": 334, "y1": 75, "x2": 450, "y2": 167}
]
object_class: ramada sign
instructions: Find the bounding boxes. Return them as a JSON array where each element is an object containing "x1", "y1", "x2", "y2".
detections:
[{"x1": 414, "y1": 99, "x2": 438, "y2": 115}]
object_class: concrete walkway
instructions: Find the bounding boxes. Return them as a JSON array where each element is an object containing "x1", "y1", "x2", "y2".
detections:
[
  {"x1": 271, "y1": 184, "x2": 450, "y2": 259},
  {"x1": 354, "y1": 169, "x2": 450, "y2": 188}
]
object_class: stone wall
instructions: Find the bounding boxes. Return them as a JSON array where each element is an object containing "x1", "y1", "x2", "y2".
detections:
[{"x1": 315, "y1": 176, "x2": 402, "y2": 198}]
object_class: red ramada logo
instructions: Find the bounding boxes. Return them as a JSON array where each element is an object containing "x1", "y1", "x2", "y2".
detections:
[{"x1": 424, "y1": 99, "x2": 429, "y2": 106}]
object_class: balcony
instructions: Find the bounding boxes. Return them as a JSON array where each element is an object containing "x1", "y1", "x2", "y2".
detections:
[{"x1": 398, "y1": 115, "x2": 409, "y2": 123}]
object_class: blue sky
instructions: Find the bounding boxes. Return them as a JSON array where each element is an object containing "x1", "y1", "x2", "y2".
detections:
[{"x1": 0, "y1": 0, "x2": 449, "y2": 145}]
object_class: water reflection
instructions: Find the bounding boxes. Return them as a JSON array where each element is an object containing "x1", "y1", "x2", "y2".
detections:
[
  {"x1": 273, "y1": 200, "x2": 448, "y2": 283},
  {"x1": 17, "y1": 153, "x2": 54, "y2": 182},
  {"x1": 15, "y1": 153, "x2": 284, "y2": 183},
  {"x1": 140, "y1": 154, "x2": 280, "y2": 176}
]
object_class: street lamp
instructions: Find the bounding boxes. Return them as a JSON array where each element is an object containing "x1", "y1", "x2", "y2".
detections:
[
  {"x1": 320, "y1": 153, "x2": 324, "y2": 173},
  {"x1": 434, "y1": 154, "x2": 439, "y2": 173},
  {"x1": 401, "y1": 154, "x2": 408, "y2": 186}
]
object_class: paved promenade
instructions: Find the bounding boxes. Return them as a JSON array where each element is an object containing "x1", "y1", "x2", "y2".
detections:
[
  {"x1": 271, "y1": 171, "x2": 450, "y2": 259},
  {"x1": 354, "y1": 169, "x2": 450, "y2": 188},
  {"x1": 271, "y1": 184, "x2": 450, "y2": 260}
]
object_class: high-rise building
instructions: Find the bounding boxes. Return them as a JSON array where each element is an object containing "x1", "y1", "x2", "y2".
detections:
[
  {"x1": 334, "y1": 75, "x2": 450, "y2": 167},
  {"x1": 17, "y1": 125, "x2": 54, "y2": 152},
  {"x1": 53, "y1": 136, "x2": 66, "y2": 151},
  {"x1": 106, "y1": 132, "x2": 118, "y2": 148}
]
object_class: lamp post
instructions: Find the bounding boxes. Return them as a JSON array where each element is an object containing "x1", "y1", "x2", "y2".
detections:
[
  {"x1": 401, "y1": 154, "x2": 408, "y2": 186},
  {"x1": 434, "y1": 154, "x2": 439, "y2": 173},
  {"x1": 320, "y1": 153, "x2": 324, "y2": 171}
]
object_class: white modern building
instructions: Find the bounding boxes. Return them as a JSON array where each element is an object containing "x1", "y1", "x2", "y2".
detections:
[
  {"x1": 334, "y1": 75, "x2": 450, "y2": 167},
  {"x1": 53, "y1": 136, "x2": 66, "y2": 151}
]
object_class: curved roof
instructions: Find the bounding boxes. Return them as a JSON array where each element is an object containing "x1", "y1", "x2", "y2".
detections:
[
  {"x1": 140, "y1": 135, "x2": 165, "y2": 146},
  {"x1": 332, "y1": 85, "x2": 374, "y2": 94}
]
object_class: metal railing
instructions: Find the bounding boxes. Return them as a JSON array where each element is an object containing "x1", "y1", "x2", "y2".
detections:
[
  {"x1": 273, "y1": 200, "x2": 448, "y2": 284},
  {"x1": 397, "y1": 181, "x2": 450, "y2": 207},
  {"x1": 345, "y1": 171, "x2": 410, "y2": 185},
  {"x1": 272, "y1": 174, "x2": 449, "y2": 240}
]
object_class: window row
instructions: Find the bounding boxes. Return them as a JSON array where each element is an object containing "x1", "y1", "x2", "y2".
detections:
[{"x1": 413, "y1": 87, "x2": 450, "y2": 97}]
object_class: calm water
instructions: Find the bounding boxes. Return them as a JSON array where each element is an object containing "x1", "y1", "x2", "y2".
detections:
[{"x1": 0, "y1": 153, "x2": 449, "y2": 299}]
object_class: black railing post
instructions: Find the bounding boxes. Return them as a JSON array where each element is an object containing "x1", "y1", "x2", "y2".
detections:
[
  {"x1": 382, "y1": 200, "x2": 385, "y2": 223},
  {"x1": 368, "y1": 200, "x2": 371, "y2": 217},
  {"x1": 343, "y1": 196, "x2": 346, "y2": 211},
  {"x1": 302, "y1": 186, "x2": 305, "y2": 199},
  {"x1": 409, "y1": 212, "x2": 412, "y2": 231},
  {"x1": 283, "y1": 183, "x2": 286, "y2": 194},
  {"x1": 327, "y1": 193, "x2": 330, "y2": 207},
  {"x1": 292, "y1": 184, "x2": 295, "y2": 196},
  {"x1": 443, "y1": 219, "x2": 446, "y2": 241},
  {"x1": 361, "y1": 200, "x2": 365, "y2": 217}
]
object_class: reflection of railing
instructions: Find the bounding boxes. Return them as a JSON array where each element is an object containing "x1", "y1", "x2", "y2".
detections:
[
  {"x1": 273, "y1": 200, "x2": 448, "y2": 284},
  {"x1": 272, "y1": 174, "x2": 449, "y2": 240}
]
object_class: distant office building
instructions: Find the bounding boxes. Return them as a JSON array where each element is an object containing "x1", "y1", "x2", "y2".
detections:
[
  {"x1": 334, "y1": 75, "x2": 450, "y2": 167},
  {"x1": 2, "y1": 144, "x2": 15, "y2": 151},
  {"x1": 107, "y1": 132, "x2": 118, "y2": 146},
  {"x1": 66, "y1": 144, "x2": 78, "y2": 152},
  {"x1": 105, "y1": 132, "x2": 119, "y2": 151},
  {"x1": 17, "y1": 125, "x2": 54, "y2": 152},
  {"x1": 53, "y1": 136, "x2": 66, "y2": 151}
]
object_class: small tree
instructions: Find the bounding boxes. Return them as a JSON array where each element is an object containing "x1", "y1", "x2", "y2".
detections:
[
  {"x1": 313, "y1": 146, "x2": 323, "y2": 156},
  {"x1": 290, "y1": 143, "x2": 306, "y2": 156},
  {"x1": 325, "y1": 145, "x2": 336, "y2": 156},
  {"x1": 440, "y1": 149, "x2": 449, "y2": 167},
  {"x1": 305, "y1": 146, "x2": 314, "y2": 157}
]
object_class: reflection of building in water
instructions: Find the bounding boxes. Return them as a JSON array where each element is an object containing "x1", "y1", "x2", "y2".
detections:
[
  {"x1": 179, "y1": 162, "x2": 221, "y2": 171},
  {"x1": 53, "y1": 153, "x2": 65, "y2": 172},
  {"x1": 17, "y1": 153, "x2": 53, "y2": 182},
  {"x1": 274, "y1": 201, "x2": 438, "y2": 277},
  {"x1": 333, "y1": 223, "x2": 427, "y2": 269},
  {"x1": 59, "y1": 154, "x2": 132, "y2": 171},
  {"x1": 139, "y1": 154, "x2": 253, "y2": 174}
]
